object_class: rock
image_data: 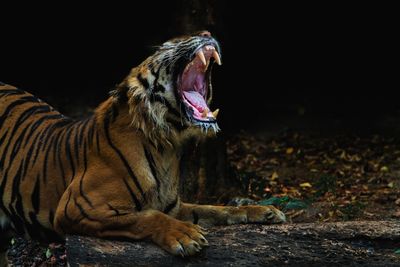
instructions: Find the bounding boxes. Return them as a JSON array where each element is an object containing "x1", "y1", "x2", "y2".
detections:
[{"x1": 66, "y1": 221, "x2": 400, "y2": 267}]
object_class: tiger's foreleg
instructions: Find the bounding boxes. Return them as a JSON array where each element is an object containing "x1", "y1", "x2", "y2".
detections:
[
  {"x1": 176, "y1": 202, "x2": 286, "y2": 226},
  {"x1": 54, "y1": 203, "x2": 208, "y2": 257}
]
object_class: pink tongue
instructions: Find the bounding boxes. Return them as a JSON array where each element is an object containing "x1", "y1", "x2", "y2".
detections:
[{"x1": 183, "y1": 91, "x2": 208, "y2": 112}]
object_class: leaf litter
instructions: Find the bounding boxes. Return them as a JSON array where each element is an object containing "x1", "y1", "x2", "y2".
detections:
[{"x1": 226, "y1": 130, "x2": 400, "y2": 223}]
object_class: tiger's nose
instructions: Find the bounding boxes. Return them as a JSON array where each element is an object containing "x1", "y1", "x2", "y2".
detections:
[{"x1": 198, "y1": 31, "x2": 211, "y2": 38}]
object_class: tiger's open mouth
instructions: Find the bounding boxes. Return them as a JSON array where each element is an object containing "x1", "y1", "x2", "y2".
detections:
[{"x1": 178, "y1": 44, "x2": 221, "y2": 126}]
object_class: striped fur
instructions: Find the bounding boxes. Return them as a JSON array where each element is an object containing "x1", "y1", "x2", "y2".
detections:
[{"x1": 0, "y1": 32, "x2": 285, "y2": 258}]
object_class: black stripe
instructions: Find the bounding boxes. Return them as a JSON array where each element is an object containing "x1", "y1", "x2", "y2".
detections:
[
  {"x1": 0, "y1": 96, "x2": 40, "y2": 128},
  {"x1": 39, "y1": 116, "x2": 67, "y2": 149},
  {"x1": 87, "y1": 118, "x2": 94, "y2": 145},
  {"x1": 5, "y1": 106, "x2": 52, "y2": 171},
  {"x1": 21, "y1": 126, "x2": 35, "y2": 178},
  {"x1": 0, "y1": 89, "x2": 25, "y2": 98},
  {"x1": 77, "y1": 118, "x2": 89, "y2": 147},
  {"x1": 131, "y1": 94, "x2": 143, "y2": 106},
  {"x1": 103, "y1": 116, "x2": 145, "y2": 199},
  {"x1": 143, "y1": 147, "x2": 161, "y2": 190},
  {"x1": 7, "y1": 122, "x2": 34, "y2": 180},
  {"x1": 31, "y1": 175, "x2": 40, "y2": 213},
  {"x1": 137, "y1": 73, "x2": 150, "y2": 89},
  {"x1": 114, "y1": 85, "x2": 129, "y2": 102},
  {"x1": 165, "y1": 63, "x2": 171, "y2": 75},
  {"x1": 74, "y1": 198, "x2": 98, "y2": 222},
  {"x1": 79, "y1": 142, "x2": 93, "y2": 208},
  {"x1": 150, "y1": 67, "x2": 166, "y2": 93},
  {"x1": 56, "y1": 128, "x2": 67, "y2": 189},
  {"x1": 95, "y1": 128, "x2": 101, "y2": 153},
  {"x1": 108, "y1": 103, "x2": 119, "y2": 122},
  {"x1": 10, "y1": 161, "x2": 28, "y2": 235},
  {"x1": 29, "y1": 115, "x2": 67, "y2": 168},
  {"x1": 73, "y1": 123, "x2": 80, "y2": 165},
  {"x1": 154, "y1": 83, "x2": 166, "y2": 93},
  {"x1": 52, "y1": 129, "x2": 63, "y2": 170},
  {"x1": 16, "y1": 105, "x2": 46, "y2": 125},
  {"x1": 151, "y1": 94, "x2": 181, "y2": 118},
  {"x1": 24, "y1": 106, "x2": 52, "y2": 148},
  {"x1": 25, "y1": 127, "x2": 43, "y2": 169},
  {"x1": 164, "y1": 197, "x2": 178, "y2": 214},
  {"x1": 148, "y1": 138, "x2": 164, "y2": 154},
  {"x1": 9, "y1": 122, "x2": 30, "y2": 161},
  {"x1": 0, "y1": 130, "x2": 8, "y2": 148},
  {"x1": 41, "y1": 133, "x2": 58, "y2": 183},
  {"x1": 64, "y1": 126, "x2": 76, "y2": 182},
  {"x1": 122, "y1": 179, "x2": 142, "y2": 211},
  {"x1": 22, "y1": 108, "x2": 56, "y2": 147},
  {"x1": 64, "y1": 190, "x2": 73, "y2": 222},
  {"x1": 10, "y1": 160, "x2": 24, "y2": 204},
  {"x1": 107, "y1": 203, "x2": 129, "y2": 216},
  {"x1": 31, "y1": 122, "x2": 54, "y2": 167}
]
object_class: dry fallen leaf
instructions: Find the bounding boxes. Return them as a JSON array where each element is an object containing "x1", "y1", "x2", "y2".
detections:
[
  {"x1": 270, "y1": 172, "x2": 279, "y2": 181},
  {"x1": 299, "y1": 182, "x2": 312, "y2": 188},
  {"x1": 286, "y1": 147, "x2": 294, "y2": 154},
  {"x1": 380, "y1": 166, "x2": 389, "y2": 172}
]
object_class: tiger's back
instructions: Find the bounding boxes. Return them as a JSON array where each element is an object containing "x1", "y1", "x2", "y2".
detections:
[{"x1": 0, "y1": 82, "x2": 91, "y2": 242}]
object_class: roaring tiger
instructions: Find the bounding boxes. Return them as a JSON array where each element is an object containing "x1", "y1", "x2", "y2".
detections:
[{"x1": 0, "y1": 31, "x2": 285, "y2": 261}]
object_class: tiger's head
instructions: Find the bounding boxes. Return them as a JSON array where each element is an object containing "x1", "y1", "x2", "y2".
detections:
[{"x1": 112, "y1": 31, "x2": 222, "y2": 146}]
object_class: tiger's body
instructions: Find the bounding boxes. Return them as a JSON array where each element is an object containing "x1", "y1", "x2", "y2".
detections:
[{"x1": 0, "y1": 32, "x2": 285, "y2": 261}]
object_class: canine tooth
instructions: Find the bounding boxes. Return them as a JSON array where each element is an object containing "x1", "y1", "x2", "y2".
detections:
[
  {"x1": 197, "y1": 50, "x2": 207, "y2": 66},
  {"x1": 212, "y1": 108, "x2": 219, "y2": 119},
  {"x1": 213, "y1": 51, "x2": 221, "y2": 65}
]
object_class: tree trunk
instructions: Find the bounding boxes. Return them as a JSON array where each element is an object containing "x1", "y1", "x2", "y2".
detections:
[
  {"x1": 167, "y1": 0, "x2": 234, "y2": 204},
  {"x1": 65, "y1": 220, "x2": 400, "y2": 267},
  {"x1": 179, "y1": 135, "x2": 239, "y2": 203}
]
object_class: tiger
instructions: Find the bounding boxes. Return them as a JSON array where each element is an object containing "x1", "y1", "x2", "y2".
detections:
[{"x1": 0, "y1": 31, "x2": 285, "y2": 262}]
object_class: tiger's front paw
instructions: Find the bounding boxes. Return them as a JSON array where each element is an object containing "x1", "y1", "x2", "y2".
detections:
[
  {"x1": 240, "y1": 205, "x2": 286, "y2": 224},
  {"x1": 152, "y1": 219, "x2": 208, "y2": 257}
]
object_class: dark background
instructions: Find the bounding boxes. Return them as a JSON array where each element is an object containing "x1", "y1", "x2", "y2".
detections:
[{"x1": 0, "y1": 2, "x2": 397, "y2": 133}]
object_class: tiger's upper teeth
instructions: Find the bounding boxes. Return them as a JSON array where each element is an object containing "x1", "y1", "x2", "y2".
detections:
[
  {"x1": 212, "y1": 51, "x2": 221, "y2": 65},
  {"x1": 197, "y1": 50, "x2": 207, "y2": 66},
  {"x1": 205, "y1": 45, "x2": 215, "y2": 51}
]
